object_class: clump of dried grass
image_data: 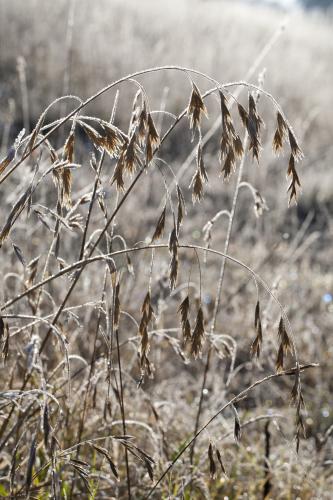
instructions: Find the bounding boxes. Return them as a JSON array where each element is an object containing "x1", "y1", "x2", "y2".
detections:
[{"x1": 0, "y1": 63, "x2": 321, "y2": 499}]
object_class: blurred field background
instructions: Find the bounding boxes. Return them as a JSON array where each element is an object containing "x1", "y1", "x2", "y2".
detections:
[{"x1": 0, "y1": 0, "x2": 332, "y2": 498}]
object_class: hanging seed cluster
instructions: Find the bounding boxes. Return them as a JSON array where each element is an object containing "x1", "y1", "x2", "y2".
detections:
[
  {"x1": 184, "y1": 82, "x2": 303, "y2": 204},
  {"x1": 177, "y1": 294, "x2": 205, "y2": 359},
  {"x1": 249, "y1": 298, "x2": 305, "y2": 441}
]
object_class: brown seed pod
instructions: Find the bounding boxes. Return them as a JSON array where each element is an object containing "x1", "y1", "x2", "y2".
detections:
[
  {"x1": 187, "y1": 83, "x2": 208, "y2": 133},
  {"x1": 190, "y1": 168, "x2": 204, "y2": 202},
  {"x1": 138, "y1": 103, "x2": 148, "y2": 146},
  {"x1": 233, "y1": 135, "x2": 244, "y2": 159},
  {"x1": 208, "y1": 443, "x2": 216, "y2": 479},
  {"x1": 111, "y1": 153, "x2": 125, "y2": 191},
  {"x1": 198, "y1": 144, "x2": 208, "y2": 182},
  {"x1": 151, "y1": 205, "x2": 166, "y2": 242},
  {"x1": 101, "y1": 124, "x2": 124, "y2": 158},
  {"x1": 220, "y1": 146, "x2": 236, "y2": 181},
  {"x1": 287, "y1": 154, "x2": 301, "y2": 204},
  {"x1": 216, "y1": 448, "x2": 227, "y2": 475},
  {"x1": 238, "y1": 103, "x2": 249, "y2": 128},
  {"x1": 63, "y1": 131, "x2": 75, "y2": 164},
  {"x1": 61, "y1": 166, "x2": 72, "y2": 209},
  {"x1": 169, "y1": 250, "x2": 178, "y2": 290},
  {"x1": 178, "y1": 295, "x2": 190, "y2": 326},
  {"x1": 273, "y1": 128, "x2": 283, "y2": 154},
  {"x1": 191, "y1": 306, "x2": 205, "y2": 358},
  {"x1": 176, "y1": 185, "x2": 186, "y2": 234},
  {"x1": 147, "y1": 113, "x2": 160, "y2": 149},
  {"x1": 278, "y1": 317, "x2": 292, "y2": 353},
  {"x1": 288, "y1": 128, "x2": 303, "y2": 161},
  {"x1": 232, "y1": 405, "x2": 242, "y2": 442},
  {"x1": 124, "y1": 132, "x2": 140, "y2": 173}
]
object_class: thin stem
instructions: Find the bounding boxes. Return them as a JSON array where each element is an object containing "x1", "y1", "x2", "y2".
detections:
[
  {"x1": 115, "y1": 310, "x2": 131, "y2": 499},
  {"x1": 2, "y1": 243, "x2": 297, "y2": 347},
  {"x1": 69, "y1": 271, "x2": 107, "y2": 498}
]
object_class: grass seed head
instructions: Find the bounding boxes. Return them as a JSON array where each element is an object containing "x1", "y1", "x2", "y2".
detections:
[
  {"x1": 208, "y1": 443, "x2": 216, "y2": 479},
  {"x1": 151, "y1": 204, "x2": 166, "y2": 242},
  {"x1": 191, "y1": 306, "x2": 205, "y2": 358},
  {"x1": 138, "y1": 103, "x2": 148, "y2": 146},
  {"x1": 111, "y1": 152, "x2": 125, "y2": 191},
  {"x1": 101, "y1": 124, "x2": 124, "y2": 158},
  {"x1": 124, "y1": 132, "x2": 140, "y2": 173},
  {"x1": 176, "y1": 185, "x2": 185, "y2": 233},
  {"x1": 288, "y1": 128, "x2": 304, "y2": 161},
  {"x1": 190, "y1": 168, "x2": 204, "y2": 202},
  {"x1": 220, "y1": 146, "x2": 236, "y2": 181},
  {"x1": 233, "y1": 135, "x2": 244, "y2": 159},
  {"x1": 187, "y1": 82, "x2": 208, "y2": 133},
  {"x1": 147, "y1": 113, "x2": 160, "y2": 148},
  {"x1": 63, "y1": 131, "x2": 75, "y2": 164},
  {"x1": 287, "y1": 154, "x2": 301, "y2": 204}
]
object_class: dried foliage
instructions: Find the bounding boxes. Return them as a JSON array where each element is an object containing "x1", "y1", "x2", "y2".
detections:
[{"x1": 0, "y1": 59, "x2": 320, "y2": 500}]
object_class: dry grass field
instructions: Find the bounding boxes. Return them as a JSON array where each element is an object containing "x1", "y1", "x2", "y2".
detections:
[{"x1": 0, "y1": 0, "x2": 332, "y2": 498}]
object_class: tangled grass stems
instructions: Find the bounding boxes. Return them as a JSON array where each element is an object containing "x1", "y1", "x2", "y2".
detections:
[
  {"x1": 145, "y1": 363, "x2": 318, "y2": 499},
  {"x1": 9, "y1": 364, "x2": 317, "y2": 500},
  {"x1": 0, "y1": 242, "x2": 301, "y2": 459},
  {"x1": 0, "y1": 61, "x2": 309, "y2": 497},
  {"x1": 1, "y1": 242, "x2": 301, "y2": 352},
  {"x1": 1, "y1": 66, "x2": 301, "y2": 359}
]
